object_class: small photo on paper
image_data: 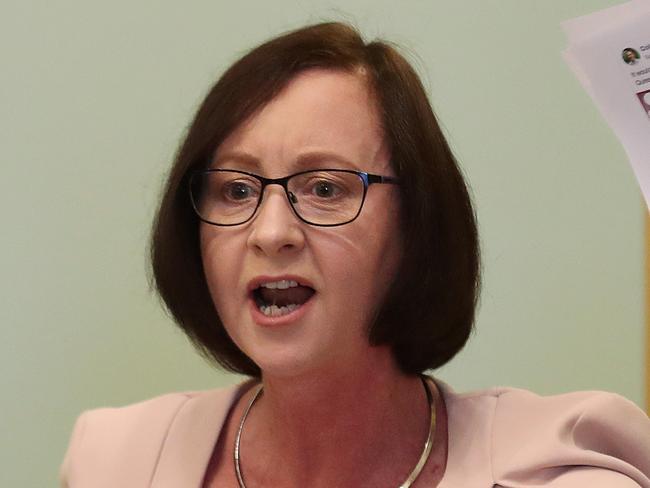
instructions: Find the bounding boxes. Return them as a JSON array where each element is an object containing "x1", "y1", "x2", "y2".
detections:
[
  {"x1": 636, "y1": 89, "x2": 650, "y2": 118},
  {"x1": 622, "y1": 47, "x2": 641, "y2": 65}
]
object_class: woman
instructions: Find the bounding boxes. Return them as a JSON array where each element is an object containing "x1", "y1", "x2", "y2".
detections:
[{"x1": 60, "y1": 22, "x2": 650, "y2": 487}]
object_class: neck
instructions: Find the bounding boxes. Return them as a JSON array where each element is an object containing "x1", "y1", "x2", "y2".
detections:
[{"x1": 238, "y1": 349, "x2": 434, "y2": 487}]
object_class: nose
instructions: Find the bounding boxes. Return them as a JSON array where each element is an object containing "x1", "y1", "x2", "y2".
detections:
[{"x1": 246, "y1": 185, "x2": 305, "y2": 256}]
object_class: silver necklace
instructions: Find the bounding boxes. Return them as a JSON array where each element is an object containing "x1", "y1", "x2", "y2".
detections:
[{"x1": 234, "y1": 375, "x2": 436, "y2": 488}]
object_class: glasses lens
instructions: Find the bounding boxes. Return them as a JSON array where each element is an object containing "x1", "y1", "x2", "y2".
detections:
[
  {"x1": 191, "y1": 170, "x2": 261, "y2": 225},
  {"x1": 288, "y1": 170, "x2": 364, "y2": 225}
]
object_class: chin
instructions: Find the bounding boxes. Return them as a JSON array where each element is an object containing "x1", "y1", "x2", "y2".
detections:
[
  {"x1": 247, "y1": 343, "x2": 336, "y2": 380},
  {"x1": 253, "y1": 352, "x2": 320, "y2": 380}
]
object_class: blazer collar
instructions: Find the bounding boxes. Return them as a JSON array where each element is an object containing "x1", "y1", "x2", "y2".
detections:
[{"x1": 150, "y1": 381, "x2": 249, "y2": 488}]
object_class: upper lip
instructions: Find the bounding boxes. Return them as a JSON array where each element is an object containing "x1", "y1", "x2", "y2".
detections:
[{"x1": 247, "y1": 275, "x2": 316, "y2": 293}]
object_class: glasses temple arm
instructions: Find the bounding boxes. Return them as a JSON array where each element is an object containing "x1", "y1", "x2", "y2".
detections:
[{"x1": 367, "y1": 174, "x2": 400, "y2": 185}]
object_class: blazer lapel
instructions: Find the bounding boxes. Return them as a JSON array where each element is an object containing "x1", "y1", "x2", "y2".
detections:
[{"x1": 150, "y1": 382, "x2": 244, "y2": 488}]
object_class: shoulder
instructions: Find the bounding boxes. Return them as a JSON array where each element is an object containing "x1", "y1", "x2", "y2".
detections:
[
  {"x1": 487, "y1": 386, "x2": 649, "y2": 487},
  {"x1": 435, "y1": 379, "x2": 650, "y2": 487},
  {"x1": 65, "y1": 388, "x2": 236, "y2": 453},
  {"x1": 71, "y1": 390, "x2": 199, "y2": 438},
  {"x1": 60, "y1": 384, "x2": 246, "y2": 487}
]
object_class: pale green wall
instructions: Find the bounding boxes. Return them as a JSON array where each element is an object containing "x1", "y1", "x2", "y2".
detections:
[{"x1": 1, "y1": 1, "x2": 645, "y2": 486}]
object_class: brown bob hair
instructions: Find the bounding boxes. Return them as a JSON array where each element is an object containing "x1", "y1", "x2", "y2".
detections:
[{"x1": 150, "y1": 22, "x2": 481, "y2": 377}]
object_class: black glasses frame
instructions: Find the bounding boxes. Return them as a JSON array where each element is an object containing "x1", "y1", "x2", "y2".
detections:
[{"x1": 189, "y1": 168, "x2": 400, "y2": 227}]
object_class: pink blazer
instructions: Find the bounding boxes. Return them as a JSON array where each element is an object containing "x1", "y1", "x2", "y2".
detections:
[{"x1": 60, "y1": 378, "x2": 650, "y2": 487}]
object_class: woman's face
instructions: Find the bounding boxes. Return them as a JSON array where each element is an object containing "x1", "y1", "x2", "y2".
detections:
[{"x1": 200, "y1": 69, "x2": 403, "y2": 378}]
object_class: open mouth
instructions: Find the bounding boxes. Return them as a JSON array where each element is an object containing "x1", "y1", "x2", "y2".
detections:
[{"x1": 252, "y1": 280, "x2": 316, "y2": 318}]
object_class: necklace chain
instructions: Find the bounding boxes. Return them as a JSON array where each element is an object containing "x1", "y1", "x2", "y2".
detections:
[{"x1": 233, "y1": 375, "x2": 436, "y2": 488}]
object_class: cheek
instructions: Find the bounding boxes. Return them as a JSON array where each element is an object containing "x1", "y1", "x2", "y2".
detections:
[
  {"x1": 357, "y1": 192, "x2": 402, "y2": 265},
  {"x1": 357, "y1": 200, "x2": 403, "y2": 305},
  {"x1": 199, "y1": 227, "x2": 220, "y2": 291},
  {"x1": 315, "y1": 210, "x2": 402, "y2": 319},
  {"x1": 199, "y1": 225, "x2": 245, "y2": 313}
]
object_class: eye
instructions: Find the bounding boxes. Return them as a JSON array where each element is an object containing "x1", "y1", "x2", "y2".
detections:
[
  {"x1": 223, "y1": 181, "x2": 257, "y2": 201},
  {"x1": 311, "y1": 179, "x2": 342, "y2": 198}
]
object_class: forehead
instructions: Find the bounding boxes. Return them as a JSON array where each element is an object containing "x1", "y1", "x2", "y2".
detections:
[{"x1": 212, "y1": 69, "x2": 391, "y2": 175}]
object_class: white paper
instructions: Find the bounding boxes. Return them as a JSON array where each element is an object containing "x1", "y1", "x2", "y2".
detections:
[{"x1": 562, "y1": 0, "x2": 650, "y2": 209}]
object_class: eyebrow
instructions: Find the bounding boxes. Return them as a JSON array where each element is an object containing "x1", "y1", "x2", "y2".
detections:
[{"x1": 211, "y1": 150, "x2": 362, "y2": 172}]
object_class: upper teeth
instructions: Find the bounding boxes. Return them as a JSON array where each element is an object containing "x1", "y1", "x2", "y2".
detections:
[{"x1": 260, "y1": 280, "x2": 298, "y2": 290}]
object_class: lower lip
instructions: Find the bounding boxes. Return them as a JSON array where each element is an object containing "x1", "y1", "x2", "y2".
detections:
[{"x1": 248, "y1": 294, "x2": 315, "y2": 327}]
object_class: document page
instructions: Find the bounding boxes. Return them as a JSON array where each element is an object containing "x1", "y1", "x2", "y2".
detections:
[{"x1": 562, "y1": 0, "x2": 650, "y2": 209}]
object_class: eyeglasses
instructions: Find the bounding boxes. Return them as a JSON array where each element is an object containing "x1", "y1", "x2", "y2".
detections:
[{"x1": 189, "y1": 168, "x2": 400, "y2": 227}]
